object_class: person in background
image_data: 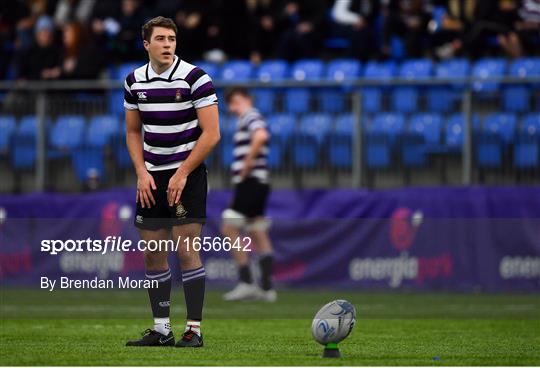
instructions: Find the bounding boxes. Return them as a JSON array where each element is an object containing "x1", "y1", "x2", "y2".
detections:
[
  {"x1": 17, "y1": 15, "x2": 62, "y2": 80},
  {"x1": 247, "y1": 0, "x2": 280, "y2": 63},
  {"x1": 332, "y1": 0, "x2": 380, "y2": 60},
  {"x1": 276, "y1": 0, "x2": 326, "y2": 61},
  {"x1": 54, "y1": 0, "x2": 96, "y2": 27},
  {"x1": 60, "y1": 21, "x2": 103, "y2": 79},
  {"x1": 514, "y1": 0, "x2": 540, "y2": 56}
]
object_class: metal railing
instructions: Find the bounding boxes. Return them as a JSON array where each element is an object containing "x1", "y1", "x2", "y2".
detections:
[{"x1": 0, "y1": 76, "x2": 539, "y2": 193}]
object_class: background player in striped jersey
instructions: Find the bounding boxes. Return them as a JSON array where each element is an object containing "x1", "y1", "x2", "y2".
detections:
[
  {"x1": 221, "y1": 87, "x2": 276, "y2": 302},
  {"x1": 123, "y1": 17, "x2": 220, "y2": 347}
]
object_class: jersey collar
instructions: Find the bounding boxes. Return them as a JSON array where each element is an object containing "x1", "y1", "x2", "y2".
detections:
[{"x1": 146, "y1": 55, "x2": 180, "y2": 80}]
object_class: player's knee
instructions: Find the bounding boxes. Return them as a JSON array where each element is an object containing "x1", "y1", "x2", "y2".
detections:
[
  {"x1": 221, "y1": 208, "x2": 247, "y2": 230},
  {"x1": 143, "y1": 251, "x2": 168, "y2": 270},
  {"x1": 246, "y1": 218, "x2": 271, "y2": 232}
]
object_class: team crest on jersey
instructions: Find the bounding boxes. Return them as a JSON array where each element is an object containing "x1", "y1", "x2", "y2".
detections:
[
  {"x1": 176, "y1": 203, "x2": 187, "y2": 218},
  {"x1": 175, "y1": 89, "x2": 182, "y2": 102}
]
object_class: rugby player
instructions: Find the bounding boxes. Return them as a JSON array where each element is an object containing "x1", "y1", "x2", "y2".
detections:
[
  {"x1": 123, "y1": 16, "x2": 220, "y2": 347},
  {"x1": 221, "y1": 87, "x2": 276, "y2": 302}
]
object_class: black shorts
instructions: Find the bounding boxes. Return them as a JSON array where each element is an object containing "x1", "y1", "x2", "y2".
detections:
[
  {"x1": 230, "y1": 177, "x2": 270, "y2": 218},
  {"x1": 134, "y1": 164, "x2": 207, "y2": 230}
]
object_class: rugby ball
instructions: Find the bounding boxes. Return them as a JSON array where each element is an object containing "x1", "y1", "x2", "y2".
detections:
[{"x1": 311, "y1": 299, "x2": 356, "y2": 345}]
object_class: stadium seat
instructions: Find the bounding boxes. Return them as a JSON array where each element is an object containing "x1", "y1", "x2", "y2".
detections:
[
  {"x1": 196, "y1": 61, "x2": 220, "y2": 80},
  {"x1": 252, "y1": 89, "x2": 275, "y2": 114},
  {"x1": 371, "y1": 113, "x2": 405, "y2": 146},
  {"x1": 49, "y1": 115, "x2": 86, "y2": 152},
  {"x1": 220, "y1": 60, "x2": 253, "y2": 81},
  {"x1": 293, "y1": 114, "x2": 332, "y2": 168},
  {"x1": 428, "y1": 58, "x2": 470, "y2": 112},
  {"x1": 72, "y1": 147, "x2": 105, "y2": 183},
  {"x1": 220, "y1": 117, "x2": 237, "y2": 168},
  {"x1": 521, "y1": 113, "x2": 540, "y2": 136},
  {"x1": 503, "y1": 58, "x2": 540, "y2": 112},
  {"x1": 364, "y1": 132, "x2": 391, "y2": 169},
  {"x1": 112, "y1": 131, "x2": 132, "y2": 169},
  {"x1": 284, "y1": 88, "x2": 311, "y2": 114},
  {"x1": 291, "y1": 59, "x2": 324, "y2": 81},
  {"x1": 471, "y1": 58, "x2": 506, "y2": 93},
  {"x1": 392, "y1": 59, "x2": 433, "y2": 113},
  {"x1": 475, "y1": 132, "x2": 503, "y2": 168},
  {"x1": 444, "y1": 114, "x2": 481, "y2": 151},
  {"x1": 513, "y1": 133, "x2": 539, "y2": 169},
  {"x1": 109, "y1": 89, "x2": 124, "y2": 115},
  {"x1": 267, "y1": 114, "x2": 296, "y2": 168},
  {"x1": 0, "y1": 116, "x2": 16, "y2": 154},
  {"x1": 257, "y1": 60, "x2": 289, "y2": 81},
  {"x1": 362, "y1": 61, "x2": 397, "y2": 113},
  {"x1": 87, "y1": 115, "x2": 120, "y2": 147},
  {"x1": 318, "y1": 90, "x2": 347, "y2": 113},
  {"x1": 11, "y1": 116, "x2": 38, "y2": 169},
  {"x1": 409, "y1": 113, "x2": 442, "y2": 148},
  {"x1": 400, "y1": 132, "x2": 427, "y2": 167},
  {"x1": 114, "y1": 62, "x2": 141, "y2": 81},
  {"x1": 326, "y1": 59, "x2": 362, "y2": 81},
  {"x1": 483, "y1": 113, "x2": 517, "y2": 145},
  {"x1": 329, "y1": 114, "x2": 354, "y2": 168}
]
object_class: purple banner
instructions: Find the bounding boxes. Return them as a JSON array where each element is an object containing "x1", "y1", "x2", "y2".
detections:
[{"x1": 0, "y1": 187, "x2": 539, "y2": 291}]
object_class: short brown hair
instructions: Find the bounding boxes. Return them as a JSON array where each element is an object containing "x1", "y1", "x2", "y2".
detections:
[
  {"x1": 141, "y1": 16, "x2": 177, "y2": 42},
  {"x1": 225, "y1": 87, "x2": 252, "y2": 103}
]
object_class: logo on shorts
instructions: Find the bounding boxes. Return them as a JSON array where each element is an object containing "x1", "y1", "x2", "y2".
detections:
[
  {"x1": 176, "y1": 203, "x2": 187, "y2": 218},
  {"x1": 136, "y1": 215, "x2": 144, "y2": 224},
  {"x1": 137, "y1": 91, "x2": 147, "y2": 101},
  {"x1": 158, "y1": 301, "x2": 170, "y2": 307},
  {"x1": 175, "y1": 89, "x2": 182, "y2": 102}
]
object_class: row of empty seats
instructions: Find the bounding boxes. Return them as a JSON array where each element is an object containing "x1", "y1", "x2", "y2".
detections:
[{"x1": 1, "y1": 112, "x2": 538, "y2": 182}]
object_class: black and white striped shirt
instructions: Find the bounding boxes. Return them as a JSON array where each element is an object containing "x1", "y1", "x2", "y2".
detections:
[
  {"x1": 124, "y1": 56, "x2": 218, "y2": 171},
  {"x1": 231, "y1": 108, "x2": 269, "y2": 184}
]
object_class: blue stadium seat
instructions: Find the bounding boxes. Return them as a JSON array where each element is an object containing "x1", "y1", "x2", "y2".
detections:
[
  {"x1": 475, "y1": 132, "x2": 503, "y2": 168},
  {"x1": 401, "y1": 132, "x2": 427, "y2": 167},
  {"x1": 444, "y1": 114, "x2": 481, "y2": 151},
  {"x1": 428, "y1": 58, "x2": 470, "y2": 112},
  {"x1": 513, "y1": 133, "x2": 539, "y2": 169},
  {"x1": 522, "y1": 113, "x2": 540, "y2": 136},
  {"x1": 114, "y1": 62, "x2": 141, "y2": 81},
  {"x1": 371, "y1": 112, "x2": 405, "y2": 146},
  {"x1": 72, "y1": 147, "x2": 105, "y2": 183},
  {"x1": 196, "y1": 61, "x2": 220, "y2": 80},
  {"x1": 11, "y1": 116, "x2": 38, "y2": 169},
  {"x1": 257, "y1": 60, "x2": 289, "y2": 81},
  {"x1": 0, "y1": 116, "x2": 16, "y2": 154},
  {"x1": 472, "y1": 58, "x2": 506, "y2": 93},
  {"x1": 292, "y1": 59, "x2": 324, "y2": 81},
  {"x1": 503, "y1": 58, "x2": 540, "y2": 112},
  {"x1": 329, "y1": 114, "x2": 354, "y2": 168},
  {"x1": 364, "y1": 132, "x2": 391, "y2": 169},
  {"x1": 220, "y1": 60, "x2": 253, "y2": 81},
  {"x1": 318, "y1": 90, "x2": 347, "y2": 113},
  {"x1": 483, "y1": 113, "x2": 517, "y2": 145},
  {"x1": 109, "y1": 89, "x2": 124, "y2": 115},
  {"x1": 326, "y1": 59, "x2": 362, "y2": 81},
  {"x1": 49, "y1": 115, "x2": 86, "y2": 152},
  {"x1": 267, "y1": 114, "x2": 296, "y2": 168},
  {"x1": 252, "y1": 89, "x2": 275, "y2": 115},
  {"x1": 392, "y1": 59, "x2": 433, "y2": 113},
  {"x1": 293, "y1": 114, "x2": 332, "y2": 167},
  {"x1": 87, "y1": 115, "x2": 120, "y2": 147},
  {"x1": 284, "y1": 88, "x2": 311, "y2": 114},
  {"x1": 220, "y1": 117, "x2": 237, "y2": 168},
  {"x1": 409, "y1": 113, "x2": 442, "y2": 148},
  {"x1": 362, "y1": 61, "x2": 397, "y2": 113}
]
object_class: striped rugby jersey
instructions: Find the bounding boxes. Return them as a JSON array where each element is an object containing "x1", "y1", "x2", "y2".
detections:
[
  {"x1": 124, "y1": 55, "x2": 218, "y2": 171},
  {"x1": 231, "y1": 108, "x2": 269, "y2": 184}
]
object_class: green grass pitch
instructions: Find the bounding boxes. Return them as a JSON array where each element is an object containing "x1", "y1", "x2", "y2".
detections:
[{"x1": 1, "y1": 289, "x2": 539, "y2": 366}]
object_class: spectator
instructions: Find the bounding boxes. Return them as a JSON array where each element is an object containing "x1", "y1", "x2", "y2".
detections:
[
  {"x1": 332, "y1": 0, "x2": 380, "y2": 60},
  {"x1": 276, "y1": 0, "x2": 326, "y2": 61},
  {"x1": 17, "y1": 15, "x2": 62, "y2": 80},
  {"x1": 60, "y1": 21, "x2": 103, "y2": 79},
  {"x1": 115, "y1": 0, "x2": 148, "y2": 61},
  {"x1": 247, "y1": 0, "x2": 281, "y2": 63},
  {"x1": 382, "y1": 0, "x2": 431, "y2": 58},
  {"x1": 511, "y1": 0, "x2": 540, "y2": 56},
  {"x1": 54, "y1": 0, "x2": 96, "y2": 27}
]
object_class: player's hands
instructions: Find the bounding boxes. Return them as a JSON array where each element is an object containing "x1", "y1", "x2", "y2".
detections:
[
  {"x1": 167, "y1": 171, "x2": 187, "y2": 206},
  {"x1": 136, "y1": 171, "x2": 157, "y2": 208},
  {"x1": 240, "y1": 156, "x2": 254, "y2": 179}
]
